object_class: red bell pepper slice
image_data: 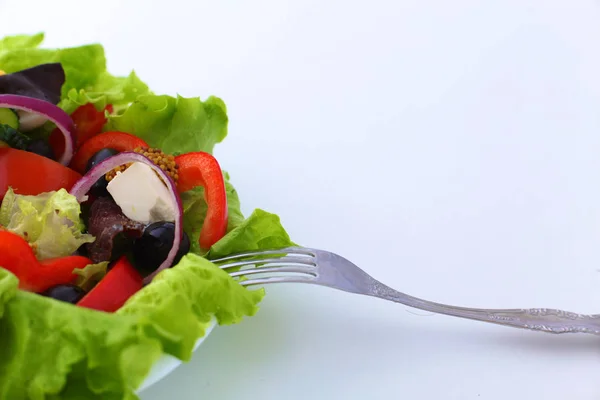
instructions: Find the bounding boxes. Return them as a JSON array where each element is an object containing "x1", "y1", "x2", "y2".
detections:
[
  {"x1": 76, "y1": 256, "x2": 143, "y2": 313},
  {"x1": 0, "y1": 231, "x2": 92, "y2": 292},
  {"x1": 49, "y1": 103, "x2": 114, "y2": 159},
  {"x1": 0, "y1": 148, "x2": 82, "y2": 199},
  {"x1": 28, "y1": 256, "x2": 94, "y2": 293},
  {"x1": 69, "y1": 131, "x2": 149, "y2": 174},
  {"x1": 175, "y1": 152, "x2": 228, "y2": 250}
]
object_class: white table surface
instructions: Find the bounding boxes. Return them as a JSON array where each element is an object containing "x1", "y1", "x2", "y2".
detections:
[{"x1": 1, "y1": 0, "x2": 599, "y2": 398}]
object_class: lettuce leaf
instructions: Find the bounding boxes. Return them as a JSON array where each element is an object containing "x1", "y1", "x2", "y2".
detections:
[
  {"x1": 207, "y1": 209, "x2": 296, "y2": 259},
  {"x1": 0, "y1": 32, "x2": 150, "y2": 116},
  {"x1": 0, "y1": 253, "x2": 266, "y2": 399},
  {"x1": 0, "y1": 42, "x2": 105, "y2": 99},
  {"x1": 0, "y1": 269, "x2": 162, "y2": 399},
  {"x1": 0, "y1": 33, "x2": 44, "y2": 52},
  {"x1": 118, "y1": 254, "x2": 265, "y2": 360},
  {"x1": 0, "y1": 188, "x2": 94, "y2": 260},
  {"x1": 0, "y1": 271, "x2": 17, "y2": 319},
  {"x1": 59, "y1": 72, "x2": 150, "y2": 115},
  {"x1": 181, "y1": 172, "x2": 245, "y2": 255},
  {"x1": 73, "y1": 262, "x2": 109, "y2": 292},
  {"x1": 106, "y1": 94, "x2": 228, "y2": 155}
]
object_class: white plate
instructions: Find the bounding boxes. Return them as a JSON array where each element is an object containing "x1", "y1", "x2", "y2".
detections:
[{"x1": 136, "y1": 318, "x2": 217, "y2": 393}]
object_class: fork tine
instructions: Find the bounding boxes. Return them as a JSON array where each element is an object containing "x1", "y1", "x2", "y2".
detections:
[
  {"x1": 239, "y1": 275, "x2": 315, "y2": 287},
  {"x1": 228, "y1": 265, "x2": 316, "y2": 278},
  {"x1": 210, "y1": 247, "x2": 315, "y2": 263},
  {"x1": 218, "y1": 256, "x2": 316, "y2": 270}
]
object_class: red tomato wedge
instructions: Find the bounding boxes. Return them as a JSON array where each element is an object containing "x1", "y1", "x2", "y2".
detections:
[
  {"x1": 72, "y1": 103, "x2": 114, "y2": 146},
  {"x1": 0, "y1": 148, "x2": 81, "y2": 198}
]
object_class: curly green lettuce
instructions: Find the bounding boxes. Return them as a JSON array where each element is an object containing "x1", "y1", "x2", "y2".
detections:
[
  {"x1": 0, "y1": 254, "x2": 269, "y2": 399},
  {"x1": 106, "y1": 94, "x2": 228, "y2": 155},
  {"x1": 0, "y1": 188, "x2": 94, "y2": 260},
  {"x1": 0, "y1": 32, "x2": 150, "y2": 115},
  {"x1": 73, "y1": 262, "x2": 109, "y2": 292}
]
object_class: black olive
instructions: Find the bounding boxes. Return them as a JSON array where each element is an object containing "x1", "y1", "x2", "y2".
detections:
[
  {"x1": 86, "y1": 148, "x2": 118, "y2": 172},
  {"x1": 41, "y1": 284, "x2": 86, "y2": 304},
  {"x1": 131, "y1": 222, "x2": 191, "y2": 277},
  {"x1": 110, "y1": 232, "x2": 136, "y2": 262},
  {"x1": 26, "y1": 138, "x2": 55, "y2": 160},
  {"x1": 89, "y1": 176, "x2": 110, "y2": 197},
  {"x1": 86, "y1": 148, "x2": 118, "y2": 197}
]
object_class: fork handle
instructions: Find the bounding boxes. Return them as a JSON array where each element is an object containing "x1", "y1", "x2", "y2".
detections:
[{"x1": 369, "y1": 282, "x2": 600, "y2": 335}]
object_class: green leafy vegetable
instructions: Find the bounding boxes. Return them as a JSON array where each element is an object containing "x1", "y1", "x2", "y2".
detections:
[
  {"x1": 207, "y1": 209, "x2": 297, "y2": 259},
  {"x1": 0, "y1": 188, "x2": 94, "y2": 260},
  {"x1": 106, "y1": 94, "x2": 228, "y2": 155},
  {"x1": 118, "y1": 254, "x2": 265, "y2": 360},
  {"x1": 59, "y1": 71, "x2": 149, "y2": 115},
  {"x1": 0, "y1": 33, "x2": 44, "y2": 52},
  {"x1": 0, "y1": 271, "x2": 17, "y2": 319},
  {"x1": 0, "y1": 42, "x2": 105, "y2": 99},
  {"x1": 0, "y1": 267, "x2": 163, "y2": 399},
  {"x1": 73, "y1": 262, "x2": 109, "y2": 292},
  {"x1": 0, "y1": 254, "x2": 265, "y2": 399},
  {"x1": 0, "y1": 32, "x2": 150, "y2": 116},
  {"x1": 181, "y1": 171, "x2": 245, "y2": 254}
]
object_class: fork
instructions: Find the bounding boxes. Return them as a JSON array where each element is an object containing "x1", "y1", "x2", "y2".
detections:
[{"x1": 212, "y1": 246, "x2": 600, "y2": 335}]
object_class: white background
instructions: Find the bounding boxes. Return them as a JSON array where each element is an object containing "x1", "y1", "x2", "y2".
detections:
[{"x1": 1, "y1": 0, "x2": 599, "y2": 398}]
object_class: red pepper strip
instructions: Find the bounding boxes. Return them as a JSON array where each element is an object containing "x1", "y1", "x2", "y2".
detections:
[
  {"x1": 28, "y1": 256, "x2": 93, "y2": 293},
  {"x1": 0, "y1": 148, "x2": 82, "y2": 199},
  {"x1": 175, "y1": 152, "x2": 228, "y2": 250},
  {"x1": 49, "y1": 103, "x2": 114, "y2": 159},
  {"x1": 76, "y1": 256, "x2": 143, "y2": 313},
  {"x1": 69, "y1": 131, "x2": 149, "y2": 174},
  {"x1": 0, "y1": 231, "x2": 92, "y2": 292}
]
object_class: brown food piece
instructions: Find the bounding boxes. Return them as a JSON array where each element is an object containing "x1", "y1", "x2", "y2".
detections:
[{"x1": 86, "y1": 197, "x2": 146, "y2": 263}]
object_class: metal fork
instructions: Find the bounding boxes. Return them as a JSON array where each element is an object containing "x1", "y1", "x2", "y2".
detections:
[{"x1": 212, "y1": 246, "x2": 600, "y2": 335}]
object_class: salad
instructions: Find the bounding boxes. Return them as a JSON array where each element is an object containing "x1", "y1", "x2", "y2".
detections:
[{"x1": 0, "y1": 33, "x2": 294, "y2": 399}]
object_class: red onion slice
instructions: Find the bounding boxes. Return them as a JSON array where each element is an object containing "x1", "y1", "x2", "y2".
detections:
[
  {"x1": 70, "y1": 152, "x2": 183, "y2": 283},
  {"x1": 0, "y1": 94, "x2": 75, "y2": 165}
]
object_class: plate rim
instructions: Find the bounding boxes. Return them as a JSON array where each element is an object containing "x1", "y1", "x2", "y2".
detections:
[{"x1": 136, "y1": 316, "x2": 218, "y2": 393}]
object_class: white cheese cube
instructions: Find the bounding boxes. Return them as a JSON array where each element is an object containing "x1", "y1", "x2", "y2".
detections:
[{"x1": 106, "y1": 162, "x2": 175, "y2": 224}]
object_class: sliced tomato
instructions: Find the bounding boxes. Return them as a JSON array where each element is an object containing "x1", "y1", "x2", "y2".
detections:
[
  {"x1": 49, "y1": 103, "x2": 113, "y2": 159},
  {"x1": 69, "y1": 131, "x2": 149, "y2": 174},
  {"x1": 0, "y1": 148, "x2": 81, "y2": 198},
  {"x1": 76, "y1": 256, "x2": 143, "y2": 313},
  {"x1": 72, "y1": 103, "x2": 114, "y2": 146}
]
